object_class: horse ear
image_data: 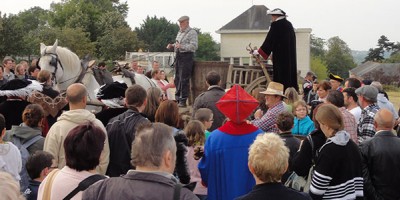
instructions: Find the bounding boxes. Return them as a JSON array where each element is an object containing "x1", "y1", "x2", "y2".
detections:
[
  {"x1": 40, "y1": 43, "x2": 46, "y2": 55},
  {"x1": 49, "y1": 39, "x2": 58, "y2": 53}
]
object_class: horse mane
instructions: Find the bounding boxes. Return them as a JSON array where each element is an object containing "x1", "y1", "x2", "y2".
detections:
[{"x1": 54, "y1": 46, "x2": 81, "y2": 71}]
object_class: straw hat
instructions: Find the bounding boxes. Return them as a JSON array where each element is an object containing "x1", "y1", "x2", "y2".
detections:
[{"x1": 260, "y1": 81, "x2": 286, "y2": 98}]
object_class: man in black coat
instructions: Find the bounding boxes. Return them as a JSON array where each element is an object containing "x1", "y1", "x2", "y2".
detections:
[
  {"x1": 106, "y1": 85, "x2": 150, "y2": 177},
  {"x1": 192, "y1": 71, "x2": 225, "y2": 131},
  {"x1": 360, "y1": 108, "x2": 400, "y2": 200},
  {"x1": 256, "y1": 8, "x2": 298, "y2": 91}
]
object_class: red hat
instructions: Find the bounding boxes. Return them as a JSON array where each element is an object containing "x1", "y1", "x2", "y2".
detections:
[{"x1": 216, "y1": 84, "x2": 259, "y2": 123}]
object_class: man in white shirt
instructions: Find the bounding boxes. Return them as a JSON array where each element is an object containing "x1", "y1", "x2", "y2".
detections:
[{"x1": 343, "y1": 87, "x2": 362, "y2": 124}]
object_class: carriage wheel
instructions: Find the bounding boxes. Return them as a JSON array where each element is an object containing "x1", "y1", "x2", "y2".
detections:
[{"x1": 245, "y1": 76, "x2": 270, "y2": 93}]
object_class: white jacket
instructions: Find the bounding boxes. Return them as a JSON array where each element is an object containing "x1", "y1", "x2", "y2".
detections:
[{"x1": 44, "y1": 109, "x2": 110, "y2": 175}]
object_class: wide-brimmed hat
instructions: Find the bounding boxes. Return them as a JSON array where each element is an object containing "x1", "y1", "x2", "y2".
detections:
[
  {"x1": 267, "y1": 8, "x2": 286, "y2": 16},
  {"x1": 216, "y1": 84, "x2": 259, "y2": 123},
  {"x1": 0, "y1": 79, "x2": 42, "y2": 97},
  {"x1": 260, "y1": 81, "x2": 286, "y2": 98},
  {"x1": 329, "y1": 73, "x2": 344, "y2": 82}
]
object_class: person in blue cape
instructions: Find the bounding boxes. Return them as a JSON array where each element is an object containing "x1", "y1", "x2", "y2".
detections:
[{"x1": 198, "y1": 84, "x2": 263, "y2": 200}]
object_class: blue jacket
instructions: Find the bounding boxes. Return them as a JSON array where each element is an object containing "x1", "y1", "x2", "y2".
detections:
[
  {"x1": 198, "y1": 121, "x2": 263, "y2": 200},
  {"x1": 292, "y1": 116, "x2": 315, "y2": 136}
]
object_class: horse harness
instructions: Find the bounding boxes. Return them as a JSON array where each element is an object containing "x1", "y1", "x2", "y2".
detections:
[{"x1": 38, "y1": 49, "x2": 87, "y2": 85}]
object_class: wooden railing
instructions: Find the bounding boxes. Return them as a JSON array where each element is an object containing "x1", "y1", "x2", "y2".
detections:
[{"x1": 226, "y1": 64, "x2": 273, "y2": 93}]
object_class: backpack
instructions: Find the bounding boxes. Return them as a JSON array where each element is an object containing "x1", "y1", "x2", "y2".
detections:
[
  {"x1": 285, "y1": 134, "x2": 315, "y2": 192},
  {"x1": 12, "y1": 135, "x2": 43, "y2": 192}
]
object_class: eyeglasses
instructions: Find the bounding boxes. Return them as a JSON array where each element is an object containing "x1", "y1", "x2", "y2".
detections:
[{"x1": 295, "y1": 108, "x2": 307, "y2": 112}]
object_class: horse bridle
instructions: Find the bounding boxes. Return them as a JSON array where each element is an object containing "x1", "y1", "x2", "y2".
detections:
[{"x1": 37, "y1": 52, "x2": 64, "y2": 84}]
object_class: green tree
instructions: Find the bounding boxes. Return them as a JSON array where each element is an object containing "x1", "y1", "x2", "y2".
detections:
[
  {"x1": 325, "y1": 36, "x2": 356, "y2": 79},
  {"x1": 310, "y1": 56, "x2": 328, "y2": 81},
  {"x1": 363, "y1": 35, "x2": 393, "y2": 63},
  {"x1": 25, "y1": 26, "x2": 95, "y2": 58},
  {"x1": 195, "y1": 29, "x2": 220, "y2": 61},
  {"x1": 135, "y1": 16, "x2": 179, "y2": 52},
  {"x1": 49, "y1": 0, "x2": 128, "y2": 42},
  {"x1": 98, "y1": 27, "x2": 141, "y2": 60},
  {"x1": 0, "y1": 14, "x2": 25, "y2": 58},
  {"x1": 310, "y1": 34, "x2": 326, "y2": 57}
]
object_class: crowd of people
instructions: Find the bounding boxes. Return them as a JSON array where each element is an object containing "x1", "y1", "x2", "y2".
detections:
[
  {"x1": 1, "y1": 58, "x2": 400, "y2": 200},
  {"x1": 1, "y1": 11, "x2": 400, "y2": 200}
]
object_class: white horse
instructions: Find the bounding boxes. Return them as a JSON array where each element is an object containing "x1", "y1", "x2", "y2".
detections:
[{"x1": 38, "y1": 40, "x2": 157, "y2": 106}]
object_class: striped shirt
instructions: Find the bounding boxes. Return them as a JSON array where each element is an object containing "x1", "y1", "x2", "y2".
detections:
[{"x1": 310, "y1": 133, "x2": 364, "y2": 199}]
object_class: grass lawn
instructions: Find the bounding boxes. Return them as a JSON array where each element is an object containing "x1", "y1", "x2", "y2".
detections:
[{"x1": 387, "y1": 90, "x2": 400, "y2": 111}]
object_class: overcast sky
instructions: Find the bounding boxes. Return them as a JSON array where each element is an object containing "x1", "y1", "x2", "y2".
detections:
[{"x1": 1, "y1": 0, "x2": 399, "y2": 51}]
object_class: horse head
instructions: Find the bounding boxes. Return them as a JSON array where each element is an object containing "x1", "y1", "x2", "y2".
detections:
[
  {"x1": 39, "y1": 40, "x2": 63, "y2": 86},
  {"x1": 38, "y1": 40, "x2": 81, "y2": 91}
]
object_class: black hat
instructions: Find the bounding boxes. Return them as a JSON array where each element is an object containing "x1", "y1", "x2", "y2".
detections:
[
  {"x1": 0, "y1": 79, "x2": 43, "y2": 97},
  {"x1": 96, "y1": 82, "x2": 128, "y2": 100},
  {"x1": 329, "y1": 73, "x2": 344, "y2": 82}
]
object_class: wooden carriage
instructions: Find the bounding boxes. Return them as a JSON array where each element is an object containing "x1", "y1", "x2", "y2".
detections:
[{"x1": 190, "y1": 60, "x2": 272, "y2": 104}]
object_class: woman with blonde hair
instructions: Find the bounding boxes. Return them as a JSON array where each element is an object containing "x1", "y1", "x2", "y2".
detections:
[
  {"x1": 284, "y1": 87, "x2": 299, "y2": 112},
  {"x1": 143, "y1": 87, "x2": 163, "y2": 122},
  {"x1": 237, "y1": 133, "x2": 310, "y2": 199},
  {"x1": 310, "y1": 104, "x2": 363, "y2": 199}
]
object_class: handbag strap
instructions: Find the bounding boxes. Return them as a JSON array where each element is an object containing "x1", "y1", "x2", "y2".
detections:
[
  {"x1": 307, "y1": 134, "x2": 315, "y2": 164},
  {"x1": 173, "y1": 183, "x2": 182, "y2": 200},
  {"x1": 63, "y1": 174, "x2": 106, "y2": 200},
  {"x1": 42, "y1": 169, "x2": 60, "y2": 200}
]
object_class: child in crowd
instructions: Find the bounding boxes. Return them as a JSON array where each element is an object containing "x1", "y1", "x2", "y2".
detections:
[
  {"x1": 292, "y1": 100, "x2": 315, "y2": 136},
  {"x1": 275, "y1": 111, "x2": 301, "y2": 182},
  {"x1": 306, "y1": 80, "x2": 319, "y2": 105},
  {"x1": 25, "y1": 151, "x2": 54, "y2": 200},
  {"x1": 184, "y1": 120, "x2": 207, "y2": 200},
  {"x1": 0, "y1": 114, "x2": 22, "y2": 182},
  {"x1": 194, "y1": 108, "x2": 214, "y2": 139}
]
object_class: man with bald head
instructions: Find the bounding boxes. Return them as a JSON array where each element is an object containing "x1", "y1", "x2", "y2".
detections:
[
  {"x1": 360, "y1": 108, "x2": 400, "y2": 200},
  {"x1": 44, "y1": 83, "x2": 110, "y2": 174}
]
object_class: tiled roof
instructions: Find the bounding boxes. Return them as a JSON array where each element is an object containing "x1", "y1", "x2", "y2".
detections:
[{"x1": 218, "y1": 5, "x2": 272, "y2": 30}]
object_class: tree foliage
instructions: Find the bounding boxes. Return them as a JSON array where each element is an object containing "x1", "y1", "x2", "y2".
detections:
[
  {"x1": 364, "y1": 35, "x2": 400, "y2": 63},
  {"x1": 310, "y1": 34, "x2": 326, "y2": 57},
  {"x1": 196, "y1": 29, "x2": 220, "y2": 61},
  {"x1": 49, "y1": 0, "x2": 128, "y2": 42},
  {"x1": 0, "y1": 14, "x2": 25, "y2": 58},
  {"x1": 98, "y1": 27, "x2": 141, "y2": 60},
  {"x1": 135, "y1": 16, "x2": 179, "y2": 52},
  {"x1": 324, "y1": 36, "x2": 356, "y2": 79},
  {"x1": 310, "y1": 56, "x2": 328, "y2": 81}
]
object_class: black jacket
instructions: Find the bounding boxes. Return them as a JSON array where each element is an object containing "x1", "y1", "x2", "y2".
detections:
[
  {"x1": 236, "y1": 182, "x2": 311, "y2": 200},
  {"x1": 106, "y1": 109, "x2": 150, "y2": 177},
  {"x1": 360, "y1": 130, "x2": 400, "y2": 200},
  {"x1": 192, "y1": 85, "x2": 225, "y2": 131},
  {"x1": 173, "y1": 129, "x2": 191, "y2": 184},
  {"x1": 280, "y1": 132, "x2": 301, "y2": 182},
  {"x1": 259, "y1": 18, "x2": 298, "y2": 91},
  {"x1": 292, "y1": 129, "x2": 326, "y2": 176}
]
